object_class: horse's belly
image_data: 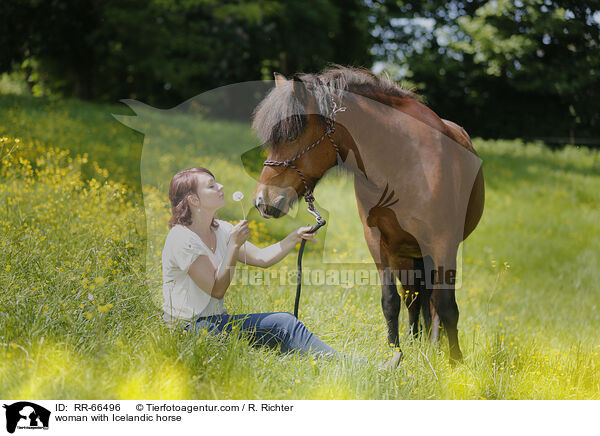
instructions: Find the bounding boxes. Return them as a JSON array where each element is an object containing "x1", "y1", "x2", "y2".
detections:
[{"x1": 387, "y1": 241, "x2": 422, "y2": 259}]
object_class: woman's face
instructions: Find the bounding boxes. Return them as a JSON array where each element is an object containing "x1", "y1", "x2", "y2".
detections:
[{"x1": 194, "y1": 173, "x2": 225, "y2": 210}]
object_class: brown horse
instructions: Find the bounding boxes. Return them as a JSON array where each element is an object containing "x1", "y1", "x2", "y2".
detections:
[{"x1": 251, "y1": 65, "x2": 484, "y2": 363}]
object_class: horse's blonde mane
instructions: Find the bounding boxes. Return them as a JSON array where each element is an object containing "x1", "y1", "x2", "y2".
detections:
[{"x1": 251, "y1": 64, "x2": 419, "y2": 148}]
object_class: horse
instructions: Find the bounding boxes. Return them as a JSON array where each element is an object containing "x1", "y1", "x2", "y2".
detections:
[{"x1": 250, "y1": 65, "x2": 485, "y2": 363}]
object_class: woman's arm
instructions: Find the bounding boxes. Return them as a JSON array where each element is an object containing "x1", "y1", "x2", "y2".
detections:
[
  {"x1": 187, "y1": 240, "x2": 241, "y2": 300},
  {"x1": 188, "y1": 221, "x2": 249, "y2": 299},
  {"x1": 239, "y1": 226, "x2": 316, "y2": 268}
]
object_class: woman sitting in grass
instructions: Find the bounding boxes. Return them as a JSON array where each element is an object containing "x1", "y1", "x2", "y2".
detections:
[{"x1": 161, "y1": 167, "x2": 401, "y2": 368}]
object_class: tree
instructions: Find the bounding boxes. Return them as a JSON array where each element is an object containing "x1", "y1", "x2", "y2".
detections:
[
  {"x1": 371, "y1": 0, "x2": 600, "y2": 142},
  {"x1": 0, "y1": 0, "x2": 375, "y2": 106}
]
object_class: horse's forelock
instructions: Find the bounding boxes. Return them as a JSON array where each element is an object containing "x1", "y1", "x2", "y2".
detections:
[
  {"x1": 251, "y1": 75, "x2": 339, "y2": 150},
  {"x1": 252, "y1": 83, "x2": 301, "y2": 147}
]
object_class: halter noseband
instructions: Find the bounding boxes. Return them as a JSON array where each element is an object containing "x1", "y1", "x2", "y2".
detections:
[{"x1": 262, "y1": 95, "x2": 346, "y2": 212}]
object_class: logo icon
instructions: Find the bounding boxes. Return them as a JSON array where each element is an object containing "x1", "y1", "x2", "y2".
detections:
[{"x1": 2, "y1": 402, "x2": 50, "y2": 434}]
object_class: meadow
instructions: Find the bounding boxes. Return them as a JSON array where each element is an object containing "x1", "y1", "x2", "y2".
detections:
[{"x1": 0, "y1": 94, "x2": 599, "y2": 399}]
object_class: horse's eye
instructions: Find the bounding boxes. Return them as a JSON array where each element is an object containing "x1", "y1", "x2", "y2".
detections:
[{"x1": 286, "y1": 134, "x2": 296, "y2": 142}]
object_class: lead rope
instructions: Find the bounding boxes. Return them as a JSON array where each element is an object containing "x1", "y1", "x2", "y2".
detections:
[{"x1": 295, "y1": 208, "x2": 326, "y2": 318}]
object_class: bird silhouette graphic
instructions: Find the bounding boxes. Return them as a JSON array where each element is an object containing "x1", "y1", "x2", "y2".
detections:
[{"x1": 366, "y1": 183, "x2": 399, "y2": 229}]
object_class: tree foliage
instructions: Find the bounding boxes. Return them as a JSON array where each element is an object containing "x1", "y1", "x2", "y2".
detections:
[
  {"x1": 372, "y1": 0, "x2": 600, "y2": 141},
  {"x1": 0, "y1": 0, "x2": 374, "y2": 106},
  {"x1": 2, "y1": 0, "x2": 599, "y2": 141}
]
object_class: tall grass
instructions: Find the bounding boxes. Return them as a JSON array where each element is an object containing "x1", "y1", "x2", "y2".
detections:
[{"x1": 0, "y1": 94, "x2": 598, "y2": 399}]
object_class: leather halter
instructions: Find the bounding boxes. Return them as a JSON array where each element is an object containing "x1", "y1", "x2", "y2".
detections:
[{"x1": 262, "y1": 95, "x2": 346, "y2": 212}]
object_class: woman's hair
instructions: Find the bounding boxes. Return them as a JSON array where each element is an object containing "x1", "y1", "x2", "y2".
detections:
[{"x1": 167, "y1": 167, "x2": 220, "y2": 229}]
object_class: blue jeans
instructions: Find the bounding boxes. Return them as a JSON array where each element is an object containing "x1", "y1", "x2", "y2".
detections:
[{"x1": 185, "y1": 311, "x2": 361, "y2": 362}]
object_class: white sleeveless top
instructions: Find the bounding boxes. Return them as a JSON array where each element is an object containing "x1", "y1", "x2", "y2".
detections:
[{"x1": 161, "y1": 219, "x2": 236, "y2": 325}]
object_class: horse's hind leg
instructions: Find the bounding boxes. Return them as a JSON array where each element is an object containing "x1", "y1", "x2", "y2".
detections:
[
  {"x1": 415, "y1": 257, "x2": 440, "y2": 342},
  {"x1": 421, "y1": 289, "x2": 441, "y2": 342},
  {"x1": 379, "y1": 266, "x2": 401, "y2": 348},
  {"x1": 398, "y1": 258, "x2": 422, "y2": 339},
  {"x1": 429, "y1": 299, "x2": 441, "y2": 343},
  {"x1": 405, "y1": 288, "x2": 420, "y2": 339}
]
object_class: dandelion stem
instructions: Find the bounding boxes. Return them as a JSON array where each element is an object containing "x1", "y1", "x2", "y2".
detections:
[{"x1": 239, "y1": 202, "x2": 247, "y2": 267}]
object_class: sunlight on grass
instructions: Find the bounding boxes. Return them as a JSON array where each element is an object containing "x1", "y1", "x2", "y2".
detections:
[
  {"x1": 1, "y1": 96, "x2": 599, "y2": 399},
  {"x1": 117, "y1": 363, "x2": 191, "y2": 399},
  {"x1": 6, "y1": 342, "x2": 86, "y2": 399}
]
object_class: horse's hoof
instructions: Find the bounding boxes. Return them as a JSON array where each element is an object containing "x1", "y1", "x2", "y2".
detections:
[
  {"x1": 449, "y1": 351, "x2": 464, "y2": 366},
  {"x1": 379, "y1": 350, "x2": 403, "y2": 371}
]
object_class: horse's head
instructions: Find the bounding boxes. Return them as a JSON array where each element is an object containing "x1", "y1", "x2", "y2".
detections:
[{"x1": 251, "y1": 73, "x2": 340, "y2": 218}]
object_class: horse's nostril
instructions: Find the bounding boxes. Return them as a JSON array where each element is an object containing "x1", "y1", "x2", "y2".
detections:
[
  {"x1": 267, "y1": 205, "x2": 282, "y2": 218},
  {"x1": 255, "y1": 198, "x2": 269, "y2": 217},
  {"x1": 276, "y1": 196, "x2": 287, "y2": 212}
]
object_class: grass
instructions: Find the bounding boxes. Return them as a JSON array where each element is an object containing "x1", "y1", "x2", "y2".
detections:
[{"x1": 0, "y1": 93, "x2": 599, "y2": 399}]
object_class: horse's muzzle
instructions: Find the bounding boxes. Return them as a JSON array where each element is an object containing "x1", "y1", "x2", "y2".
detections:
[{"x1": 255, "y1": 195, "x2": 287, "y2": 219}]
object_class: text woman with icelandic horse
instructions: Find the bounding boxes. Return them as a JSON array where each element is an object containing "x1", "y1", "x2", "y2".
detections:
[{"x1": 251, "y1": 65, "x2": 484, "y2": 363}]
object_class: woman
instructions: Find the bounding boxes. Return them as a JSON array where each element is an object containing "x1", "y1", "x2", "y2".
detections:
[{"x1": 162, "y1": 167, "x2": 401, "y2": 367}]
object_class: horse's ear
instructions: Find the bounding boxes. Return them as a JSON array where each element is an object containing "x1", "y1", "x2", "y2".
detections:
[
  {"x1": 274, "y1": 72, "x2": 287, "y2": 87},
  {"x1": 291, "y1": 75, "x2": 318, "y2": 114},
  {"x1": 292, "y1": 75, "x2": 306, "y2": 97}
]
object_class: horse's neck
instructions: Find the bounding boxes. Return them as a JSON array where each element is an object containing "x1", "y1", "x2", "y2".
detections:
[{"x1": 336, "y1": 93, "x2": 427, "y2": 208}]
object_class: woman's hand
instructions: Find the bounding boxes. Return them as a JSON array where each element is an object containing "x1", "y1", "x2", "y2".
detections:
[
  {"x1": 231, "y1": 220, "x2": 250, "y2": 247},
  {"x1": 293, "y1": 225, "x2": 317, "y2": 244},
  {"x1": 250, "y1": 225, "x2": 318, "y2": 268}
]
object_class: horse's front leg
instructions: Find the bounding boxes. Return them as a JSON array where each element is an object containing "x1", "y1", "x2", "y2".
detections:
[
  {"x1": 378, "y1": 265, "x2": 401, "y2": 348},
  {"x1": 432, "y1": 288, "x2": 462, "y2": 363},
  {"x1": 426, "y1": 255, "x2": 463, "y2": 363}
]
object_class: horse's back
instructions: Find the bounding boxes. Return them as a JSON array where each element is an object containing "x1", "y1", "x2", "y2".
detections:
[{"x1": 441, "y1": 119, "x2": 477, "y2": 155}]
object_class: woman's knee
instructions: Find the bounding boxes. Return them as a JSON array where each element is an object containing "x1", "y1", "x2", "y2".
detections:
[
  {"x1": 258, "y1": 312, "x2": 299, "y2": 335},
  {"x1": 272, "y1": 312, "x2": 299, "y2": 328}
]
